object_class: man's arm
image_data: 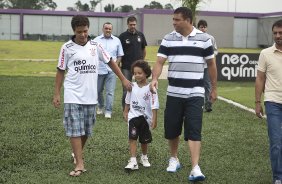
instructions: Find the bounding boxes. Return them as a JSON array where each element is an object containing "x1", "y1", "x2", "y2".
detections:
[
  {"x1": 108, "y1": 59, "x2": 132, "y2": 91},
  {"x1": 207, "y1": 58, "x2": 217, "y2": 103},
  {"x1": 151, "y1": 109, "x2": 158, "y2": 129},
  {"x1": 116, "y1": 56, "x2": 122, "y2": 67},
  {"x1": 53, "y1": 70, "x2": 65, "y2": 108},
  {"x1": 255, "y1": 70, "x2": 266, "y2": 118},
  {"x1": 150, "y1": 56, "x2": 166, "y2": 93},
  {"x1": 123, "y1": 104, "x2": 130, "y2": 122}
]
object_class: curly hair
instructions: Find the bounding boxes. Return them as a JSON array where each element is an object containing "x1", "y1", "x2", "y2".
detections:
[{"x1": 131, "y1": 60, "x2": 152, "y2": 79}]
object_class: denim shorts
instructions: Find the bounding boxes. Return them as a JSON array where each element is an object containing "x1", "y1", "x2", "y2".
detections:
[
  {"x1": 164, "y1": 96, "x2": 204, "y2": 141},
  {"x1": 63, "y1": 103, "x2": 96, "y2": 137}
]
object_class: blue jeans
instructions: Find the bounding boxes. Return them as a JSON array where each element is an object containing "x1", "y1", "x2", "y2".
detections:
[
  {"x1": 121, "y1": 69, "x2": 132, "y2": 110},
  {"x1": 265, "y1": 101, "x2": 282, "y2": 182},
  {"x1": 204, "y1": 68, "x2": 212, "y2": 110},
  {"x1": 97, "y1": 72, "x2": 116, "y2": 114}
]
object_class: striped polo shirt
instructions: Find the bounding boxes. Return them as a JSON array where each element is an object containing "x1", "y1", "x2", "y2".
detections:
[{"x1": 157, "y1": 28, "x2": 214, "y2": 98}]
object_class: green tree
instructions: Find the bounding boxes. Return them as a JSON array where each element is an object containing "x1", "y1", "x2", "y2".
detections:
[
  {"x1": 115, "y1": 5, "x2": 133, "y2": 12},
  {"x1": 0, "y1": 0, "x2": 57, "y2": 10},
  {"x1": 75, "y1": 0, "x2": 89, "y2": 11},
  {"x1": 180, "y1": 0, "x2": 209, "y2": 24},
  {"x1": 164, "y1": 3, "x2": 174, "y2": 10},
  {"x1": 89, "y1": 0, "x2": 101, "y2": 11},
  {"x1": 104, "y1": 3, "x2": 115, "y2": 12},
  {"x1": 144, "y1": 1, "x2": 163, "y2": 9}
]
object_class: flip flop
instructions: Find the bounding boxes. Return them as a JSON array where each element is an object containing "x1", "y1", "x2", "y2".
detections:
[
  {"x1": 71, "y1": 153, "x2": 76, "y2": 164},
  {"x1": 69, "y1": 169, "x2": 87, "y2": 177}
]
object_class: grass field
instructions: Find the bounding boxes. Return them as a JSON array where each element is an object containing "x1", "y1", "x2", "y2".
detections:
[{"x1": 0, "y1": 40, "x2": 271, "y2": 183}]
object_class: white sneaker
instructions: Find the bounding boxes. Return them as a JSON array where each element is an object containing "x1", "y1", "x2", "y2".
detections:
[
  {"x1": 140, "y1": 155, "x2": 151, "y2": 167},
  {"x1": 97, "y1": 107, "x2": 103, "y2": 115},
  {"x1": 274, "y1": 180, "x2": 282, "y2": 184},
  {"x1": 125, "y1": 157, "x2": 138, "y2": 170},
  {"x1": 188, "y1": 165, "x2": 205, "y2": 181},
  {"x1": 166, "y1": 157, "x2": 181, "y2": 172},
  {"x1": 105, "y1": 112, "x2": 111, "y2": 119}
]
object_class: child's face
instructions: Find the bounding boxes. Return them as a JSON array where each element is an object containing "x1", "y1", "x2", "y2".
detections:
[{"x1": 133, "y1": 66, "x2": 147, "y2": 83}]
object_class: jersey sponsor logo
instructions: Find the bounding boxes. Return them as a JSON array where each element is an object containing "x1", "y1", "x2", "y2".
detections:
[
  {"x1": 132, "y1": 100, "x2": 145, "y2": 112},
  {"x1": 74, "y1": 59, "x2": 96, "y2": 74},
  {"x1": 59, "y1": 49, "x2": 65, "y2": 68}
]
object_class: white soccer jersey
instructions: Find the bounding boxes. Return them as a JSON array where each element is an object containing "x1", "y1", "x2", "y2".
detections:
[
  {"x1": 57, "y1": 39, "x2": 111, "y2": 104},
  {"x1": 125, "y1": 82, "x2": 159, "y2": 126}
]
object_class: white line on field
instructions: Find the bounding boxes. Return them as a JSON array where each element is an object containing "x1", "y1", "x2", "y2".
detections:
[
  {"x1": 0, "y1": 59, "x2": 56, "y2": 61},
  {"x1": 218, "y1": 96, "x2": 266, "y2": 119}
]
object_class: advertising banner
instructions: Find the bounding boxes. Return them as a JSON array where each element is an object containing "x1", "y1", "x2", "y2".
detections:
[{"x1": 216, "y1": 53, "x2": 259, "y2": 81}]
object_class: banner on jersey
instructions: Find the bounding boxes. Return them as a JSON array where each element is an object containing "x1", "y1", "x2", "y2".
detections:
[{"x1": 216, "y1": 53, "x2": 259, "y2": 81}]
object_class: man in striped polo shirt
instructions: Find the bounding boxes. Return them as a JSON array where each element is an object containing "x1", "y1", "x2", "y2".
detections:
[{"x1": 150, "y1": 7, "x2": 217, "y2": 182}]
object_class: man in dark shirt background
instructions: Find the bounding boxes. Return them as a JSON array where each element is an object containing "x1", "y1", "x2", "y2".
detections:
[{"x1": 119, "y1": 16, "x2": 147, "y2": 109}]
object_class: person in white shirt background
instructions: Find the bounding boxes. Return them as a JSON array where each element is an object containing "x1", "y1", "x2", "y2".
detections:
[{"x1": 94, "y1": 22, "x2": 124, "y2": 119}]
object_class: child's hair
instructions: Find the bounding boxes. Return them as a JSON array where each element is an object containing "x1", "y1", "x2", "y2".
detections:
[{"x1": 131, "y1": 60, "x2": 152, "y2": 78}]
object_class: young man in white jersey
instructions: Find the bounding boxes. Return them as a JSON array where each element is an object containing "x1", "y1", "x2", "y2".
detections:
[
  {"x1": 52, "y1": 15, "x2": 131, "y2": 177},
  {"x1": 123, "y1": 60, "x2": 159, "y2": 170}
]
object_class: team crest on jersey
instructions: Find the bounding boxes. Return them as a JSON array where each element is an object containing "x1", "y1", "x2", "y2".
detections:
[
  {"x1": 125, "y1": 39, "x2": 130, "y2": 44},
  {"x1": 131, "y1": 127, "x2": 137, "y2": 136},
  {"x1": 90, "y1": 48, "x2": 96, "y2": 56},
  {"x1": 137, "y1": 36, "x2": 141, "y2": 42},
  {"x1": 143, "y1": 92, "x2": 150, "y2": 101}
]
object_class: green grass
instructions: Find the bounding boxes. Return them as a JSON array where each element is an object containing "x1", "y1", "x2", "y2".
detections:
[
  {"x1": 0, "y1": 40, "x2": 271, "y2": 183},
  {"x1": 0, "y1": 76, "x2": 271, "y2": 184},
  {"x1": 0, "y1": 40, "x2": 63, "y2": 59},
  {"x1": 218, "y1": 81, "x2": 255, "y2": 108}
]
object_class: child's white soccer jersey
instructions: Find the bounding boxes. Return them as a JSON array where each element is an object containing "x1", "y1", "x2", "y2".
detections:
[
  {"x1": 57, "y1": 39, "x2": 111, "y2": 104},
  {"x1": 125, "y1": 82, "x2": 159, "y2": 126}
]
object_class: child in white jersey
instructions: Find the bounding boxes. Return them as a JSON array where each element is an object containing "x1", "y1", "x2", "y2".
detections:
[{"x1": 123, "y1": 60, "x2": 159, "y2": 170}]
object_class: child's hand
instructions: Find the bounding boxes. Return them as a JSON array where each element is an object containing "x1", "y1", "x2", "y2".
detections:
[
  {"x1": 123, "y1": 111, "x2": 128, "y2": 123},
  {"x1": 151, "y1": 121, "x2": 157, "y2": 129}
]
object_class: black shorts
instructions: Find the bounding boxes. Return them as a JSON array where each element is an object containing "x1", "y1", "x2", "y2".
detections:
[
  {"x1": 128, "y1": 116, "x2": 152, "y2": 144},
  {"x1": 164, "y1": 96, "x2": 204, "y2": 141}
]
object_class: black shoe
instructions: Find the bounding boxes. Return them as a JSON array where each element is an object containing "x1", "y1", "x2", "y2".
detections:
[{"x1": 206, "y1": 108, "x2": 212, "y2": 112}]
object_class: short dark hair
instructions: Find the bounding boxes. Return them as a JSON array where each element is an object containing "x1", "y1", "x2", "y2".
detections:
[
  {"x1": 127, "y1": 16, "x2": 137, "y2": 24},
  {"x1": 103, "y1": 22, "x2": 112, "y2": 27},
  {"x1": 71, "y1": 15, "x2": 89, "y2": 31},
  {"x1": 197, "y1": 19, "x2": 208, "y2": 28},
  {"x1": 272, "y1": 19, "x2": 282, "y2": 30},
  {"x1": 174, "y1": 7, "x2": 193, "y2": 23},
  {"x1": 131, "y1": 60, "x2": 152, "y2": 78}
]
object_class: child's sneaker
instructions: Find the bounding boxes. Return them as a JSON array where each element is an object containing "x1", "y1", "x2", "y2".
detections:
[
  {"x1": 125, "y1": 157, "x2": 138, "y2": 170},
  {"x1": 188, "y1": 165, "x2": 205, "y2": 182},
  {"x1": 166, "y1": 157, "x2": 181, "y2": 172},
  {"x1": 140, "y1": 155, "x2": 151, "y2": 167}
]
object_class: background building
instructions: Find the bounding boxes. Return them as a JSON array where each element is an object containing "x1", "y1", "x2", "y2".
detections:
[{"x1": 0, "y1": 8, "x2": 281, "y2": 48}]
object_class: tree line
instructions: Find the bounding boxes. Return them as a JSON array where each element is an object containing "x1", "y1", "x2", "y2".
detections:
[{"x1": 0, "y1": 0, "x2": 173, "y2": 12}]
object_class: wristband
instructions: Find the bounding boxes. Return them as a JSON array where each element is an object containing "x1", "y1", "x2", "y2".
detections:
[{"x1": 255, "y1": 101, "x2": 261, "y2": 103}]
